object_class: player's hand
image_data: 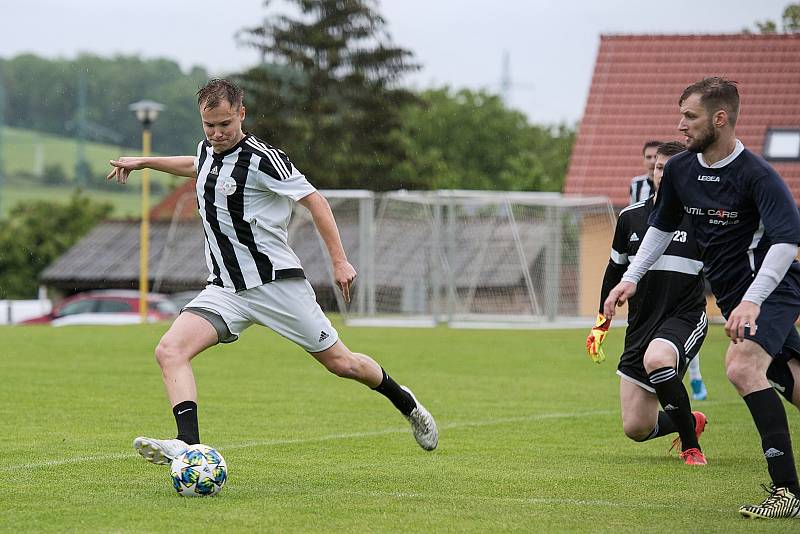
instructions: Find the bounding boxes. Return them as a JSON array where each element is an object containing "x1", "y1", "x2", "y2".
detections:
[
  {"x1": 586, "y1": 313, "x2": 611, "y2": 363},
  {"x1": 107, "y1": 157, "x2": 146, "y2": 184},
  {"x1": 333, "y1": 260, "x2": 357, "y2": 304},
  {"x1": 603, "y1": 281, "x2": 637, "y2": 318},
  {"x1": 725, "y1": 300, "x2": 760, "y2": 343}
]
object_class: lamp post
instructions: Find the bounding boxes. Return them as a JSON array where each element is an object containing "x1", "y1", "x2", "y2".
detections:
[{"x1": 129, "y1": 100, "x2": 164, "y2": 322}]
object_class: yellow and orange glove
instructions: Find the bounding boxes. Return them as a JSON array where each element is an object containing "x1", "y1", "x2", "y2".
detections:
[{"x1": 586, "y1": 313, "x2": 611, "y2": 363}]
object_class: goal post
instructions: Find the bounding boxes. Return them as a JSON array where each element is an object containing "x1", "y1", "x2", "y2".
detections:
[{"x1": 289, "y1": 190, "x2": 615, "y2": 328}]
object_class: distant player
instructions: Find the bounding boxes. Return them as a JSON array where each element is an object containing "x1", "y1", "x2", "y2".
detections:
[
  {"x1": 629, "y1": 140, "x2": 661, "y2": 204},
  {"x1": 588, "y1": 141, "x2": 707, "y2": 466},
  {"x1": 107, "y1": 79, "x2": 438, "y2": 465},
  {"x1": 605, "y1": 77, "x2": 800, "y2": 518}
]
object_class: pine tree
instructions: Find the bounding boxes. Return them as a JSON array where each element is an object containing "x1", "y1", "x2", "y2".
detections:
[{"x1": 237, "y1": 0, "x2": 419, "y2": 190}]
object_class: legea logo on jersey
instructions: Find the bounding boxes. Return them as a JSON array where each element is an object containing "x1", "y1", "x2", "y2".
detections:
[
  {"x1": 218, "y1": 176, "x2": 237, "y2": 196},
  {"x1": 697, "y1": 174, "x2": 720, "y2": 182}
]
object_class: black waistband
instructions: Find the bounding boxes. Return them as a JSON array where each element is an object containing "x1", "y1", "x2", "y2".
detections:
[{"x1": 209, "y1": 268, "x2": 306, "y2": 289}]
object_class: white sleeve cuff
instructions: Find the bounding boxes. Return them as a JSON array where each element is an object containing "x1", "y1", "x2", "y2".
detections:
[{"x1": 742, "y1": 243, "x2": 798, "y2": 306}]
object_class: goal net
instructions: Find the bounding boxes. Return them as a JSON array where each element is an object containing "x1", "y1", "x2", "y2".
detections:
[{"x1": 289, "y1": 190, "x2": 615, "y2": 328}]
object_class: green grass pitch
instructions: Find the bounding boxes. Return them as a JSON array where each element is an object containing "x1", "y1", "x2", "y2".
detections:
[{"x1": 0, "y1": 321, "x2": 796, "y2": 532}]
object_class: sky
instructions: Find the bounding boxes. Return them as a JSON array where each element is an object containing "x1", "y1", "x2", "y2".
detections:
[{"x1": 0, "y1": 0, "x2": 791, "y2": 124}]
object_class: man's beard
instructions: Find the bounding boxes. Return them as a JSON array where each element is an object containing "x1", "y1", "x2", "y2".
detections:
[{"x1": 686, "y1": 119, "x2": 717, "y2": 153}]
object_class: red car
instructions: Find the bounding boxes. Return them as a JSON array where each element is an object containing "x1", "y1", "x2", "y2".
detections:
[{"x1": 20, "y1": 290, "x2": 178, "y2": 325}]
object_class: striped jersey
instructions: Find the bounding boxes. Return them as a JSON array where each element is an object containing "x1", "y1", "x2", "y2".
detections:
[
  {"x1": 193, "y1": 133, "x2": 316, "y2": 292},
  {"x1": 649, "y1": 141, "x2": 800, "y2": 316},
  {"x1": 600, "y1": 197, "x2": 706, "y2": 353},
  {"x1": 630, "y1": 173, "x2": 653, "y2": 204}
]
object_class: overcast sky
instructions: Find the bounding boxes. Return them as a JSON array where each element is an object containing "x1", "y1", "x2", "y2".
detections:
[{"x1": 0, "y1": 0, "x2": 790, "y2": 124}]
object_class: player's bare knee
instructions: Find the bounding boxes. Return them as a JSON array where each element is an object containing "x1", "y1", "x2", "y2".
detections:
[
  {"x1": 643, "y1": 352, "x2": 674, "y2": 374},
  {"x1": 154, "y1": 338, "x2": 187, "y2": 368},
  {"x1": 622, "y1": 421, "x2": 650, "y2": 442}
]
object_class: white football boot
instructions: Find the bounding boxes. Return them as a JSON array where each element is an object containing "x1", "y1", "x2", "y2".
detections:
[
  {"x1": 133, "y1": 436, "x2": 188, "y2": 465},
  {"x1": 401, "y1": 386, "x2": 438, "y2": 451}
]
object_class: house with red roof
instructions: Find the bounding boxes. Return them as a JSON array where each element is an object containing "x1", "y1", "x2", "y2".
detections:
[
  {"x1": 565, "y1": 33, "x2": 800, "y2": 207},
  {"x1": 566, "y1": 33, "x2": 800, "y2": 319}
]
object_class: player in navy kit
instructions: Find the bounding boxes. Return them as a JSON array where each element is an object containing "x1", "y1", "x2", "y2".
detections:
[
  {"x1": 588, "y1": 141, "x2": 707, "y2": 466},
  {"x1": 604, "y1": 77, "x2": 800, "y2": 518}
]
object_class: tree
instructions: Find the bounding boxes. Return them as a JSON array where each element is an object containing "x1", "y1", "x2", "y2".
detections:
[
  {"x1": 752, "y1": 3, "x2": 800, "y2": 33},
  {"x1": 394, "y1": 88, "x2": 575, "y2": 191},
  {"x1": 236, "y1": 0, "x2": 419, "y2": 190},
  {"x1": 0, "y1": 192, "x2": 112, "y2": 298},
  {"x1": 0, "y1": 54, "x2": 209, "y2": 154}
]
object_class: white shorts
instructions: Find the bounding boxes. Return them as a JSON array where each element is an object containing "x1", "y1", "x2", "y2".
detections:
[{"x1": 184, "y1": 279, "x2": 339, "y2": 353}]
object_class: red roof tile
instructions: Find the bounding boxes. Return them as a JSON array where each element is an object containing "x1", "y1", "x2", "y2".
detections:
[
  {"x1": 150, "y1": 179, "x2": 197, "y2": 221},
  {"x1": 565, "y1": 34, "x2": 800, "y2": 206}
]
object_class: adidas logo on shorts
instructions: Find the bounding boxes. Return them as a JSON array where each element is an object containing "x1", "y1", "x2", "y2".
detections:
[{"x1": 319, "y1": 331, "x2": 329, "y2": 342}]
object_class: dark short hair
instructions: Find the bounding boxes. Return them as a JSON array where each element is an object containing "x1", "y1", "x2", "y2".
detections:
[
  {"x1": 656, "y1": 141, "x2": 686, "y2": 158},
  {"x1": 679, "y1": 77, "x2": 739, "y2": 127},
  {"x1": 197, "y1": 78, "x2": 244, "y2": 110},
  {"x1": 642, "y1": 140, "x2": 662, "y2": 155}
]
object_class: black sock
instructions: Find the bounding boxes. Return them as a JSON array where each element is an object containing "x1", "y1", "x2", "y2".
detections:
[
  {"x1": 371, "y1": 368, "x2": 416, "y2": 416},
  {"x1": 744, "y1": 388, "x2": 800, "y2": 494},
  {"x1": 173, "y1": 400, "x2": 200, "y2": 445},
  {"x1": 648, "y1": 367, "x2": 699, "y2": 451},
  {"x1": 643, "y1": 411, "x2": 679, "y2": 440}
]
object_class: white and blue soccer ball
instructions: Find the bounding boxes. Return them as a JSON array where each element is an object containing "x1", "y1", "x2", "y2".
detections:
[{"x1": 170, "y1": 444, "x2": 227, "y2": 497}]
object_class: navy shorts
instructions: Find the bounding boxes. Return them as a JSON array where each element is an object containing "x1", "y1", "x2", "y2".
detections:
[
  {"x1": 617, "y1": 311, "x2": 708, "y2": 393},
  {"x1": 741, "y1": 284, "x2": 800, "y2": 358}
]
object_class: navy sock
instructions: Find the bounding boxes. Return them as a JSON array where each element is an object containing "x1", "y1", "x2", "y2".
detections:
[
  {"x1": 173, "y1": 400, "x2": 200, "y2": 445},
  {"x1": 744, "y1": 388, "x2": 799, "y2": 494},
  {"x1": 371, "y1": 368, "x2": 416, "y2": 416},
  {"x1": 648, "y1": 367, "x2": 698, "y2": 451}
]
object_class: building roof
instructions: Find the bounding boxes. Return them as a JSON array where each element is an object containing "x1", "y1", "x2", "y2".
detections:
[
  {"x1": 564, "y1": 33, "x2": 800, "y2": 206},
  {"x1": 41, "y1": 211, "x2": 549, "y2": 293},
  {"x1": 150, "y1": 179, "x2": 198, "y2": 221}
]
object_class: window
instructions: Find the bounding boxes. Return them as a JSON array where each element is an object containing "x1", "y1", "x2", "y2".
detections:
[
  {"x1": 764, "y1": 129, "x2": 800, "y2": 161},
  {"x1": 56, "y1": 299, "x2": 98, "y2": 317},
  {"x1": 96, "y1": 300, "x2": 133, "y2": 313}
]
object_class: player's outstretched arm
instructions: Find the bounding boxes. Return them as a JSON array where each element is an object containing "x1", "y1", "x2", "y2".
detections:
[
  {"x1": 107, "y1": 156, "x2": 196, "y2": 183},
  {"x1": 298, "y1": 191, "x2": 356, "y2": 303}
]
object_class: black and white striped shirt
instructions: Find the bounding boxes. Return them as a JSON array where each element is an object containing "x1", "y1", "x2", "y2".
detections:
[
  {"x1": 194, "y1": 133, "x2": 316, "y2": 292},
  {"x1": 629, "y1": 173, "x2": 653, "y2": 204}
]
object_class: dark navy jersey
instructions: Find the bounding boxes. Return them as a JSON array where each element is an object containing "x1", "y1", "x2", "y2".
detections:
[
  {"x1": 600, "y1": 197, "x2": 706, "y2": 354},
  {"x1": 649, "y1": 143, "x2": 800, "y2": 315}
]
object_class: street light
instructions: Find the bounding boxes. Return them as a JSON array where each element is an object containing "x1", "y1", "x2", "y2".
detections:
[{"x1": 129, "y1": 100, "x2": 165, "y2": 322}]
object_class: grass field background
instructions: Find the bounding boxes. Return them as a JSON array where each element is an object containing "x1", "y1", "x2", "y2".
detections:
[
  {"x1": 0, "y1": 126, "x2": 179, "y2": 218},
  {"x1": 1, "y1": 321, "x2": 797, "y2": 532}
]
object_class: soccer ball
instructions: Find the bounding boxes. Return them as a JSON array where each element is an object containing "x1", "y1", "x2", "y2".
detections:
[{"x1": 170, "y1": 444, "x2": 227, "y2": 497}]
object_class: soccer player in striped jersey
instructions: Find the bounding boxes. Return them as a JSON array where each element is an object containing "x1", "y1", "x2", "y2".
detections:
[
  {"x1": 629, "y1": 140, "x2": 661, "y2": 204},
  {"x1": 605, "y1": 77, "x2": 800, "y2": 518},
  {"x1": 107, "y1": 79, "x2": 437, "y2": 464},
  {"x1": 588, "y1": 141, "x2": 707, "y2": 466}
]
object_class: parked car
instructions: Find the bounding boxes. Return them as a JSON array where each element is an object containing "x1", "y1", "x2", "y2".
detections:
[
  {"x1": 20, "y1": 290, "x2": 178, "y2": 325},
  {"x1": 167, "y1": 290, "x2": 202, "y2": 311}
]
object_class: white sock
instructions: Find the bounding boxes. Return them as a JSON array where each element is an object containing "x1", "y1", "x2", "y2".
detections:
[{"x1": 688, "y1": 356, "x2": 702, "y2": 381}]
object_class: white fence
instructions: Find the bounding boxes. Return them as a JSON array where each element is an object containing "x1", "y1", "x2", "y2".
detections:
[{"x1": 0, "y1": 300, "x2": 51, "y2": 324}]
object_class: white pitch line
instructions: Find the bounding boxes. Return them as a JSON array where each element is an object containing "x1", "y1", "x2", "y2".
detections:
[
  {"x1": 5, "y1": 400, "x2": 741, "y2": 472},
  {"x1": 3, "y1": 408, "x2": 619, "y2": 471}
]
